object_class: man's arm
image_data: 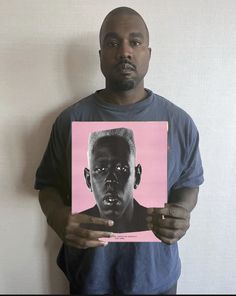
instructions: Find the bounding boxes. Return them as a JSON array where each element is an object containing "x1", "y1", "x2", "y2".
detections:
[
  {"x1": 39, "y1": 187, "x2": 71, "y2": 241},
  {"x1": 39, "y1": 187, "x2": 114, "y2": 249},
  {"x1": 168, "y1": 186, "x2": 199, "y2": 212},
  {"x1": 146, "y1": 187, "x2": 199, "y2": 244}
]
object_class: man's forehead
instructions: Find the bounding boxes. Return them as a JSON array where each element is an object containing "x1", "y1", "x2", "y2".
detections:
[
  {"x1": 103, "y1": 31, "x2": 145, "y2": 41},
  {"x1": 100, "y1": 13, "x2": 149, "y2": 44}
]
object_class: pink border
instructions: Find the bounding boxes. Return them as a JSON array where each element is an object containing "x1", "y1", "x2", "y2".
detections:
[{"x1": 72, "y1": 121, "x2": 167, "y2": 242}]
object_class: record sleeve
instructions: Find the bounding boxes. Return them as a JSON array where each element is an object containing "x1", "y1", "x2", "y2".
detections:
[{"x1": 72, "y1": 121, "x2": 168, "y2": 242}]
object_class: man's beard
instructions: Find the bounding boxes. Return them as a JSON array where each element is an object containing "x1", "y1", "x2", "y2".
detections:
[{"x1": 109, "y1": 78, "x2": 135, "y2": 91}]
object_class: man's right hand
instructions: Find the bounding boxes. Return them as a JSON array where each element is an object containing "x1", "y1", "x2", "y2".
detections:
[
  {"x1": 38, "y1": 188, "x2": 114, "y2": 250},
  {"x1": 63, "y1": 212, "x2": 114, "y2": 249}
]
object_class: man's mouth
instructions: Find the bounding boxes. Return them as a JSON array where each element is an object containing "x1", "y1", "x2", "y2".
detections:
[
  {"x1": 116, "y1": 62, "x2": 136, "y2": 73},
  {"x1": 103, "y1": 194, "x2": 122, "y2": 207}
]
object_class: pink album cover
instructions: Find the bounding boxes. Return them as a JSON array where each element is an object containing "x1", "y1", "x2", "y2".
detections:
[{"x1": 72, "y1": 121, "x2": 168, "y2": 242}]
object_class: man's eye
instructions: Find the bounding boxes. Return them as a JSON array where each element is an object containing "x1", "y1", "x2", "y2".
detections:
[
  {"x1": 131, "y1": 40, "x2": 142, "y2": 47},
  {"x1": 107, "y1": 40, "x2": 119, "y2": 47}
]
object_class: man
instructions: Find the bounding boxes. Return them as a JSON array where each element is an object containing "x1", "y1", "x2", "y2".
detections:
[
  {"x1": 82, "y1": 127, "x2": 148, "y2": 233},
  {"x1": 35, "y1": 6, "x2": 204, "y2": 295}
]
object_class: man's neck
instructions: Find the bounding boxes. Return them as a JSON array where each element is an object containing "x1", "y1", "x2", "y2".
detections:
[{"x1": 98, "y1": 86, "x2": 148, "y2": 106}]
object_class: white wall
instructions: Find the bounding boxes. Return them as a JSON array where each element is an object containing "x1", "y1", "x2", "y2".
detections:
[{"x1": 1, "y1": 0, "x2": 236, "y2": 294}]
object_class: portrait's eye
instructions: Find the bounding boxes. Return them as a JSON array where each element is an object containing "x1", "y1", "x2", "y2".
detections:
[
  {"x1": 122, "y1": 165, "x2": 129, "y2": 173},
  {"x1": 115, "y1": 164, "x2": 129, "y2": 173},
  {"x1": 94, "y1": 167, "x2": 107, "y2": 174},
  {"x1": 116, "y1": 165, "x2": 122, "y2": 171}
]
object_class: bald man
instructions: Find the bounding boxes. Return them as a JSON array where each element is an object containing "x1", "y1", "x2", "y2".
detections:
[{"x1": 35, "y1": 7, "x2": 204, "y2": 295}]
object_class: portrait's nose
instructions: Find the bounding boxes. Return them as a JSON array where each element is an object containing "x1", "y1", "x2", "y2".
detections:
[
  {"x1": 117, "y1": 40, "x2": 132, "y2": 60},
  {"x1": 105, "y1": 169, "x2": 119, "y2": 186}
]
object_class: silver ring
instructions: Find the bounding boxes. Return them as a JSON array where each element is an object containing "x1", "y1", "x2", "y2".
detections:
[{"x1": 161, "y1": 214, "x2": 165, "y2": 220}]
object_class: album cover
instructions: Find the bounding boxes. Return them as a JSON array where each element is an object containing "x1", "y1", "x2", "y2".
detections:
[{"x1": 72, "y1": 121, "x2": 168, "y2": 242}]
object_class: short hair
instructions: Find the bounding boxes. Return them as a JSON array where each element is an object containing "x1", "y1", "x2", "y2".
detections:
[
  {"x1": 99, "y1": 6, "x2": 149, "y2": 46},
  {"x1": 88, "y1": 127, "x2": 136, "y2": 162}
]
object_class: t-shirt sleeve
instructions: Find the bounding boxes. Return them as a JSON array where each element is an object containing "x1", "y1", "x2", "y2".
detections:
[
  {"x1": 34, "y1": 116, "x2": 70, "y2": 200},
  {"x1": 173, "y1": 117, "x2": 204, "y2": 189}
]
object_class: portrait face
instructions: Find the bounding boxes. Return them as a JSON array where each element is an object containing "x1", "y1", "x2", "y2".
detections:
[
  {"x1": 99, "y1": 13, "x2": 151, "y2": 91},
  {"x1": 84, "y1": 135, "x2": 141, "y2": 220}
]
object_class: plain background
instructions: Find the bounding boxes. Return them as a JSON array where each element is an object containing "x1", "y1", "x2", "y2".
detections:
[{"x1": 0, "y1": 0, "x2": 236, "y2": 294}]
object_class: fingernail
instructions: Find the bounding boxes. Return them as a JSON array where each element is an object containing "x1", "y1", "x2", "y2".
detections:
[
  {"x1": 108, "y1": 220, "x2": 114, "y2": 226},
  {"x1": 102, "y1": 241, "x2": 108, "y2": 246}
]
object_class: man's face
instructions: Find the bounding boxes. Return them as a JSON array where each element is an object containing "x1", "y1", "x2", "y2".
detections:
[
  {"x1": 99, "y1": 14, "x2": 151, "y2": 91},
  {"x1": 87, "y1": 136, "x2": 137, "y2": 220}
]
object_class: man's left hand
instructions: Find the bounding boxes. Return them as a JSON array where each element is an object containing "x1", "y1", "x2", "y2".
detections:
[{"x1": 146, "y1": 203, "x2": 190, "y2": 244}]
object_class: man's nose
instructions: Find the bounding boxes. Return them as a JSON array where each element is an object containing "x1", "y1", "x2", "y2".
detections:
[{"x1": 117, "y1": 40, "x2": 133, "y2": 59}]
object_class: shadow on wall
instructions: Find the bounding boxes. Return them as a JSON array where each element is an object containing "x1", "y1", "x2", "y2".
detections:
[{"x1": 22, "y1": 33, "x2": 100, "y2": 294}]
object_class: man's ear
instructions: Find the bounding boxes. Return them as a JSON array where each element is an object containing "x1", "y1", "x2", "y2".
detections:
[
  {"x1": 84, "y1": 168, "x2": 92, "y2": 192},
  {"x1": 148, "y1": 47, "x2": 152, "y2": 58},
  {"x1": 134, "y1": 164, "x2": 142, "y2": 189}
]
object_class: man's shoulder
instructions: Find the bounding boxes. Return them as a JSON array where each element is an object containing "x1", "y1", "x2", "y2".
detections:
[
  {"x1": 58, "y1": 93, "x2": 96, "y2": 120},
  {"x1": 152, "y1": 91, "x2": 198, "y2": 133},
  {"x1": 50, "y1": 92, "x2": 97, "y2": 132},
  {"x1": 153, "y1": 92, "x2": 192, "y2": 119}
]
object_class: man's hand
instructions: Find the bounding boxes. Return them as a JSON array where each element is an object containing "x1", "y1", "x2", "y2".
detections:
[
  {"x1": 38, "y1": 187, "x2": 114, "y2": 249},
  {"x1": 146, "y1": 203, "x2": 190, "y2": 244},
  {"x1": 64, "y1": 212, "x2": 114, "y2": 249}
]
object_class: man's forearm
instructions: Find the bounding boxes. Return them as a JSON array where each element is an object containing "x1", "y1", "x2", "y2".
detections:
[
  {"x1": 39, "y1": 187, "x2": 70, "y2": 241},
  {"x1": 168, "y1": 187, "x2": 199, "y2": 212}
]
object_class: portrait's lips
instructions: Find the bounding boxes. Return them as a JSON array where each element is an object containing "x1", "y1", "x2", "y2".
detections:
[{"x1": 103, "y1": 193, "x2": 122, "y2": 207}]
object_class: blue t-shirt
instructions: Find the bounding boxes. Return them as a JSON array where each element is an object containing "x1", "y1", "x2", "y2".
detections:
[{"x1": 35, "y1": 89, "x2": 204, "y2": 294}]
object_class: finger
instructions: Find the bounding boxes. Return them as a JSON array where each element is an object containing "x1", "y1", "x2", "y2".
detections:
[
  {"x1": 150, "y1": 205, "x2": 190, "y2": 220},
  {"x1": 157, "y1": 235, "x2": 178, "y2": 245},
  {"x1": 165, "y1": 204, "x2": 190, "y2": 219},
  {"x1": 167, "y1": 218, "x2": 190, "y2": 231},
  {"x1": 146, "y1": 208, "x2": 165, "y2": 222},
  {"x1": 151, "y1": 227, "x2": 185, "y2": 245},
  {"x1": 146, "y1": 228, "x2": 178, "y2": 245},
  {"x1": 67, "y1": 239, "x2": 108, "y2": 249},
  {"x1": 66, "y1": 234, "x2": 108, "y2": 249},
  {"x1": 154, "y1": 226, "x2": 185, "y2": 239},
  {"x1": 72, "y1": 213, "x2": 114, "y2": 227},
  {"x1": 76, "y1": 227, "x2": 114, "y2": 240},
  {"x1": 66, "y1": 223, "x2": 113, "y2": 238},
  {"x1": 147, "y1": 207, "x2": 163, "y2": 215},
  {"x1": 148, "y1": 215, "x2": 190, "y2": 230}
]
